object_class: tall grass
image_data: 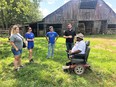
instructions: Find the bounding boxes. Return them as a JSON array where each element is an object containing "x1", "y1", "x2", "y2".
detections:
[{"x1": 0, "y1": 35, "x2": 116, "y2": 87}]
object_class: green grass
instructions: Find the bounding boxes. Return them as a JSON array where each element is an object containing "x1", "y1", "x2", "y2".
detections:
[{"x1": 0, "y1": 35, "x2": 116, "y2": 87}]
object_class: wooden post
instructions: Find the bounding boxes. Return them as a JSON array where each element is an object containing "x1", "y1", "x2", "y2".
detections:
[
  {"x1": 44, "y1": 23, "x2": 47, "y2": 36},
  {"x1": 37, "y1": 23, "x2": 39, "y2": 37}
]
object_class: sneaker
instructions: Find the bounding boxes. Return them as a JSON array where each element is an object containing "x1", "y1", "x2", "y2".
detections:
[
  {"x1": 63, "y1": 69, "x2": 68, "y2": 72},
  {"x1": 19, "y1": 65, "x2": 24, "y2": 68},
  {"x1": 29, "y1": 59, "x2": 34, "y2": 63},
  {"x1": 62, "y1": 66, "x2": 70, "y2": 69},
  {"x1": 14, "y1": 67, "x2": 20, "y2": 72}
]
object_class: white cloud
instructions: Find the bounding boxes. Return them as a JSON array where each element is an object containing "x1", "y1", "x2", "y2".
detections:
[
  {"x1": 40, "y1": 8, "x2": 50, "y2": 17},
  {"x1": 64, "y1": 0, "x2": 70, "y2": 4},
  {"x1": 46, "y1": 0, "x2": 58, "y2": 4}
]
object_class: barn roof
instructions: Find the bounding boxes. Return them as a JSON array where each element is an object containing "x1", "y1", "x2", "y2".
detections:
[{"x1": 42, "y1": 0, "x2": 116, "y2": 23}]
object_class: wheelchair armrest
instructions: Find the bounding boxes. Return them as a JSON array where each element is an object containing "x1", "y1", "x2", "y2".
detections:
[
  {"x1": 73, "y1": 54, "x2": 85, "y2": 57},
  {"x1": 68, "y1": 54, "x2": 85, "y2": 60}
]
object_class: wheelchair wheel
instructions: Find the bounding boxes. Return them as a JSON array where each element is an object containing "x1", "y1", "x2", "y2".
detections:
[{"x1": 74, "y1": 65, "x2": 85, "y2": 75}]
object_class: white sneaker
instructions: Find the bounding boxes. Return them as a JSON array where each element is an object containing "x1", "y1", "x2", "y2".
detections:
[{"x1": 62, "y1": 66, "x2": 70, "y2": 69}]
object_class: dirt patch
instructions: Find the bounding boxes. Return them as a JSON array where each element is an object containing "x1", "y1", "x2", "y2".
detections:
[{"x1": 0, "y1": 41, "x2": 3, "y2": 44}]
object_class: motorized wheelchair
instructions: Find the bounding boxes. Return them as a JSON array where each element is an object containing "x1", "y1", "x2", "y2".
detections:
[{"x1": 65, "y1": 41, "x2": 91, "y2": 75}]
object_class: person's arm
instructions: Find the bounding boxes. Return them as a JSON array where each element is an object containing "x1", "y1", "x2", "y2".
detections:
[
  {"x1": 46, "y1": 36, "x2": 49, "y2": 42},
  {"x1": 10, "y1": 36, "x2": 19, "y2": 51},
  {"x1": 10, "y1": 42, "x2": 18, "y2": 51},
  {"x1": 32, "y1": 33, "x2": 35, "y2": 41},
  {"x1": 55, "y1": 35, "x2": 59, "y2": 42},
  {"x1": 69, "y1": 50, "x2": 81, "y2": 58},
  {"x1": 32, "y1": 38, "x2": 34, "y2": 41},
  {"x1": 71, "y1": 42, "x2": 84, "y2": 54},
  {"x1": 25, "y1": 33, "x2": 33, "y2": 41},
  {"x1": 29, "y1": 33, "x2": 35, "y2": 41},
  {"x1": 27, "y1": 39, "x2": 33, "y2": 41},
  {"x1": 63, "y1": 31, "x2": 71, "y2": 38},
  {"x1": 70, "y1": 50, "x2": 81, "y2": 54},
  {"x1": 63, "y1": 35, "x2": 71, "y2": 38},
  {"x1": 45, "y1": 33, "x2": 49, "y2": 42},
  {"x1": 63, "y1": 34, "x2": 72, "y2": 39}
]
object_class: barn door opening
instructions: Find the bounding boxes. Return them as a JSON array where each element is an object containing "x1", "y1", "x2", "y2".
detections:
[
  {"x1": 46, "y1": 24, "x2": 62, "y2": 36},
  {"x1": 29, "y1": 23, "x2": 38, "y2": 37},
  {"x1": 78, "y1": 21, "x2": 94, "y2": 34},
  {"x1": 100, "y1": 20, "x2": 107, "y2": 34}
]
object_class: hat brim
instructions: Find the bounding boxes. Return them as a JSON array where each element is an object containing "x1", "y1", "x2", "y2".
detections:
[{"x1": 76, "y1": 36, "x2": 83, "y2": 39}]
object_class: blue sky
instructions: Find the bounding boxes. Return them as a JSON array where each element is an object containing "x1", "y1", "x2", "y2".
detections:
[{"x1": 40, "y1": 0, "x2": 116, "y2": 17}]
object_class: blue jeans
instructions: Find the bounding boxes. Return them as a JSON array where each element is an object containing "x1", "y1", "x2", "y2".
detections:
[
  {"x1": 66, "y1": 43, "x2": 74, "y2": 59},
  {"x1": 47, "y1": 43, "x2": 55, "y2": 58},
  {"x1": 11, "y1": 49, "x2": 22, "y2": 56},
  {"x1": 66, "y1": 43, "x2": 74, "y2": 50}
]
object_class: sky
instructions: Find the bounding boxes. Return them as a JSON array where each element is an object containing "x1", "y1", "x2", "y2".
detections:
[{"x1": 40, "y1": 0, "x2": 116, "y2": 18}]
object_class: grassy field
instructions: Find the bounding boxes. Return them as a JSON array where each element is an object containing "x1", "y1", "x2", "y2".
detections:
[{"x1": 0, "y1": 35, "x2": 116, "y2": 87}]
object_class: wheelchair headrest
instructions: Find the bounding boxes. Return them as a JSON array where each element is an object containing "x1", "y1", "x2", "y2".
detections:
[{"x1": 85, "y1": 41, "x2": 90, "y2": 46}]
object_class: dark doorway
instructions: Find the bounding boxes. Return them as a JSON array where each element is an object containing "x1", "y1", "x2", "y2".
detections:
[
  {"x1": 78, "y1": 21, "x2": 94, "y2": 34},
  {"x1": 38, "y1": 24, "x2": 44, "y2": 36},
  {"x1": 29, "y1": 23, "x2": 38, "y2": 37},
  {"x1": 100, "y1": 20, "x2": 107, "y2": 34},
  {"x1": 46, "y1": 24, "x2": 62, "y2": 36}
]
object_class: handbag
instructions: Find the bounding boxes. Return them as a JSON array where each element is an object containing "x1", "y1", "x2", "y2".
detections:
[
  {"x1": 23, "y1": 42, "x2": 26, "y2": 48},
  {"x1": 17, "y1": 34, "x2": 26, "y2": 48}
]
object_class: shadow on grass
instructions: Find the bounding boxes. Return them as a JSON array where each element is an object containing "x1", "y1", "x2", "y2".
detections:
[
  {"x1": 0, "y1": 46, "x2": 11, "y2": 60},
  {"x1": 12, "y1": 62, "x2": 64, "y2": 87}
]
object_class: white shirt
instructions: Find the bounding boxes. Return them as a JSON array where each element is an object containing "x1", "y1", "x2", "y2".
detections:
[{"x1": 71, "y1": 40, "x2": 86, "y2": 54}]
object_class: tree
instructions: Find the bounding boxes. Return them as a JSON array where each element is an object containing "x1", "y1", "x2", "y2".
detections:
[{"x1": 0, "y1": 0, "x2": 42, "y2": 29}]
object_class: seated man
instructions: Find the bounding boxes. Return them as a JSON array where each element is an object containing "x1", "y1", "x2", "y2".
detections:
[{"x1": 63, "y1": 33, "x2": 86, "y2": 69}]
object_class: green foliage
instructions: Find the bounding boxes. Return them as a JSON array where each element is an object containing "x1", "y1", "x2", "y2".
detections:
[
  {"x1": 0, "y1": 35, "x2": 116, "y2": 87},
  {"x1": 0, "y1": 0, "x2": 42, "y2": 29}
]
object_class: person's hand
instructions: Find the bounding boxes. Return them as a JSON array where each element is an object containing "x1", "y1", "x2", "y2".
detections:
[
  {"x1": 69, "y1": 55, "x2": 73, "y2": 58},
  {"x1": 15, "y1": 48, "x2": 19, "y2": 51},
  {"x1": 47, "y1": 40, "x2": 49, "y2": 43},
  {"x1": 68, "y1": 36, "x2": 72, "y2": 38},
  {"x1": 69, "y1": 50, "x2": 72, "y2": 54},
  {"x1": 31, "y1": 39, "x2": 34, "y2": 41}
]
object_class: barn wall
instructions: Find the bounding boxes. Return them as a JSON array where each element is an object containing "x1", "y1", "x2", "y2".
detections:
[
  {"x1": 93, "y1": 21, "x2": 101, "y2": 34},
  {"x1": 43, "y1": 0, "x2": 116, "y2": 34},
  {"x1": 79, "y1": 9, "x2": 95, "y2": 20},
  {"x1": 106, "y1": 29, "x2": 116, "y2": 34},
  {"x1": 95, "y1": 0, "x2": 116, "y2": 23}
]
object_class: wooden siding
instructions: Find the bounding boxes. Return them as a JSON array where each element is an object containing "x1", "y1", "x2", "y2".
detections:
[{"x1": 42, "y1": 0, "x2": 116, "y2": 34}]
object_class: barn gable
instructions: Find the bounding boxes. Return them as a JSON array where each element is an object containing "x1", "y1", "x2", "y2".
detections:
[
  {"x1": 44, "y1": 0, "x2": 116, "y2": 22},
  {"x1": 29, "y1": 0, "x2": 116, "y2": 36}
]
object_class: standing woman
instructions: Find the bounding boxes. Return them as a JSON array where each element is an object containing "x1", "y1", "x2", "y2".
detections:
[
  {"x1": 10, "y1": 25, "x2": 24, "y2": 71},
  {"x1": 25, "y1": 27, "x2": 34, "y2": 63}
]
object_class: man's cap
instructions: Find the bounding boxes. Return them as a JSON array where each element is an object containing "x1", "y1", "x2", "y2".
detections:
[{"x1": 76, "y1": 33, "x2": 84, "y2": 39}]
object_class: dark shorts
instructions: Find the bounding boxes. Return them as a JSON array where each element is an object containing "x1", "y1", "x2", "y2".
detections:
[
  {"x1": 27, "y1": 42, "x2": 34, "y2": 49},
  {"x1": 11, "y1": 49, "x2": 22, "y2": 56},
  {"x1": 27, "y1": 45, "x2": 34, "y2": 50}
]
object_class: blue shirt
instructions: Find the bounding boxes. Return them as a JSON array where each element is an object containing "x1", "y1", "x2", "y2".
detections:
[
  {"x1": 25, "y1": 32, "x2": 34, "y2": 42},
  {"x1": 25, "y1": 32, "x2": 34, "y2": 48},
  {"x1": 46, "y1": 32, "x2": 58, "y2": 44},
  {"x1": 25, "y1": 32, "x2": 34, "y2": 39}
]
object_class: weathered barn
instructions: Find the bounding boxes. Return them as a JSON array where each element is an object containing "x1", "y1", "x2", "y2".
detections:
[{"x1": 29, "y1": 0, "x2": 116, "y2": 36}]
